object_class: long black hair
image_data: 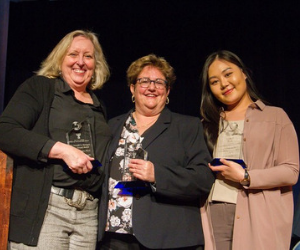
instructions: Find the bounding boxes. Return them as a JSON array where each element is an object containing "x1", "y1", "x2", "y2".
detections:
[{"x1": 200, "y1": 50, "x2": 263, "y2": 153}]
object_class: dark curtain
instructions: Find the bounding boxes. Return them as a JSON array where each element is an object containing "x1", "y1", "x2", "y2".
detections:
[
  {"x1": 5, "y1": 1, "x2": 300, "y2": 128},
  {"x1": 3, "y1": 0, "x2": 300, "y2": 240}
]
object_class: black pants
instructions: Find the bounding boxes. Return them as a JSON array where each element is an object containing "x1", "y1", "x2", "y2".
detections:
[{"x1": 97, "y1": 232, "x2": 204, "y2": 250}]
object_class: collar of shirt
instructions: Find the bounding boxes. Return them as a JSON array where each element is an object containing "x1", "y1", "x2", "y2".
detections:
[{"x1": 57, "y1": 77, "x2": 102, "y2": 109}]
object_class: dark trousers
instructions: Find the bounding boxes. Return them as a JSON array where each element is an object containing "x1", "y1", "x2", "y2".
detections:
[{"x1": 98, "y1": 232, "x2": 204, "y2": 250}]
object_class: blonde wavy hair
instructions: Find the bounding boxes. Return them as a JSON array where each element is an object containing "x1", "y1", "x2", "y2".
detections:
[{"x1": 36, "y1": 30, "x2": 110, "y2": 90}]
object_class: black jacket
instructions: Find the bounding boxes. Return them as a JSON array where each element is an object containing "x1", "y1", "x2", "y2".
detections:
[
  {"x1": 98, "y1": 108, "x2": 215, "y2": 249},
  {"x1": 0, "y1": 75, "x2": 108, "y2": 246},
  {"x1": 0, "y1": 76, "x2": 56, "y2": 245}
]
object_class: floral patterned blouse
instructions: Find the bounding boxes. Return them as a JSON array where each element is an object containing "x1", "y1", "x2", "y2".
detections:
[{"x1": 105, "y1": 112, "x2": 143, "y2": 234}]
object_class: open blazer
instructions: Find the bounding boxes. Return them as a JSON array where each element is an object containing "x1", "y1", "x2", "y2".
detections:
[
  {"x1": 98, "y1": 107, "x2": 215, "y2": 249},
  {"x1": 0, "y1": 76, "x2": 57, "y2": 245},
  {"x1": 0, "y1": 76, "x2": 107, "y2": 246}
]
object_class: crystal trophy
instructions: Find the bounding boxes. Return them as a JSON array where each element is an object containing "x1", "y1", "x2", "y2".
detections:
[
  {"x1": 114, "y1": 135, "x2": 150, "y2": 195},
  {"x1": 122, "y1": 135, "x2": 148, "y2": 181},
  {"x1": 66, "y1": 120, "x2": 101, "y2": 169}
]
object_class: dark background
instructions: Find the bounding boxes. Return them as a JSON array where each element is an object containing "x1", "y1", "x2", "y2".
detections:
[
  {"x1": 5, "y1": 1, "x2": 300, "y2": 122},
  {"x1": 4, "y1": 1, "x2": 300, "y2": 197}
]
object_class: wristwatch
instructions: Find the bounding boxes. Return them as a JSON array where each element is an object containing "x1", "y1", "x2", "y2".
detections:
[{"x1": 240, "y1": 169, "x2": 250, "y2": 186}]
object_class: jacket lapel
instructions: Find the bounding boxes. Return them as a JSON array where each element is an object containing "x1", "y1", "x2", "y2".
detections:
[
  {"x1": 108, "y1": 108, "x2": 171, "y2": 155},
  {"x1": 141, "y1": 107, "x2": 171, "y2": 149},
  {"x1": 108, "y1": 110, "x2": 132, "y2": 158}
]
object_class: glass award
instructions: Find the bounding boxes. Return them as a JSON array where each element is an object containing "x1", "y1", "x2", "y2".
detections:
[
  {"x1": 66, "y1": 120, "x2": 101, "y2": 169},
  {"x1": 66, "y1": 120, "x2": 94, "y2": 157},
  {"x1": 122, "y1": 136, "x2": 148, "y2": 182},
  {"x1": 115, "y1": 135, "x2": 150, "y2": 195}
]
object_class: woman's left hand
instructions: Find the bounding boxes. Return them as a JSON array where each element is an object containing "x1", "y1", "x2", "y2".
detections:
[
  {"x1": 209, "y1": 158, "x2": 245, "y2": 183},
  {"x1": 129, "y1": 159, "x2": 155, "y2": 183}
]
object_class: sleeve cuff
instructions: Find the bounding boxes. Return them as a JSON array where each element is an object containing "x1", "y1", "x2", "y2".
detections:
[{"x1": 38, "y1": 139, "x2": 56, "y2": 163}]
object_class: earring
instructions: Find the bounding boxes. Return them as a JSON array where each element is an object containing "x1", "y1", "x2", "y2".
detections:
[
  {"x1": 132, "y1": 95, "x2": 135, "y2": 103},
  {"x1": 166, "y1": 97, "x2": 169, "y2": 104}
]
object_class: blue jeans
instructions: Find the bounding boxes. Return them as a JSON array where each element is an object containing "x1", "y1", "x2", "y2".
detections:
[{"x1": 9, "y1": 191, "x2": 99, "y2": 250}]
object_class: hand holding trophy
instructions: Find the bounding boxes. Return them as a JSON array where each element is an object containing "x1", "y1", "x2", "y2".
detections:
[
  {"x1": 66, "y1": 120, "x2": 102, "y2": 171},
  {"x1": 122, "y1": 134, "x2": 148, "y2": 182}
]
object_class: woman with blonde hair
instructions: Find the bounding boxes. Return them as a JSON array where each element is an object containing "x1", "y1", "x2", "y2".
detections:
[{"x1": 0, "y1": 30, "x2": 111, "y2": 249}]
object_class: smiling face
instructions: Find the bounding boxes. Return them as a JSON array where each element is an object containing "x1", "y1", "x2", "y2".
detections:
[
  {"x1": 130, "y1": 66, "x2": 170, "y2": 116},
  {"x1": 208, "y1": 59, "x2": 252, "y2": 110},
  {"x1": 61, "y1": 36, "x2": 95, "y2": 92}
]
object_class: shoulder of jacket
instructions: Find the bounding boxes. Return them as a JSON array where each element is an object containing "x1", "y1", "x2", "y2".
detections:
[
  {"x1": 171, "y1": 112, "x2": 201, "y2": 124},
  {"x1": 263, "y1": 105, "x2": 287, "y2": 116},
  {"x1": 108, "y1": 112, "x2": 129, "y2": 125},
  {"x1": 263, "y1": 105, "x2": 293, "y2": 126},
  {"x1": 23, "y1": 75, "x2": 55, "y2": 87}
]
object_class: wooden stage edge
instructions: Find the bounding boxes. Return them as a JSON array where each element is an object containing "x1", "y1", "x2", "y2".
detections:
[{"x1": 0, "y1": 150, "x2": 13, "y2": 250}]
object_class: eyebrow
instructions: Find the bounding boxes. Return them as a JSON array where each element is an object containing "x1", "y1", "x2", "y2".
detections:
[
  {"x1": 222, "y1": 67, "x2": 232, "y2": 73},
  {"x1": 208, "y1": 67, "x2": 232, "y2": 80}
]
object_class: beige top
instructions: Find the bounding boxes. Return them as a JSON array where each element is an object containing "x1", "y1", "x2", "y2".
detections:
[{"x1": 209, "y1": 120, "x2": 244, "y2": 203}]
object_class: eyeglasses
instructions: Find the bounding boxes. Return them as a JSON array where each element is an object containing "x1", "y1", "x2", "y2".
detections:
[{"x1": 137, "y1": 77, "x2": 168, "y2": 89}]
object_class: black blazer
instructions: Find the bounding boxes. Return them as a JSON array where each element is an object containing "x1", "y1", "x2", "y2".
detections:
[
  {"x1": 0, "y1": 76, "x2": 56, "y2": 246},
  {"x1": 98, "y1": 107, "x2": 215, "y2": 249},
  {"x1": 0, "y1": 76, "x2": 108, "y2": 246}
]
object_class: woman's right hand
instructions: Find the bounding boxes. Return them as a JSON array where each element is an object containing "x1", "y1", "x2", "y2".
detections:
[
  {"x1": 48, "y1": 142, "x2": 94, "y2": 174},
  {"x1": 209, "y1": 158, "x2": 245, "y2": 183}
]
